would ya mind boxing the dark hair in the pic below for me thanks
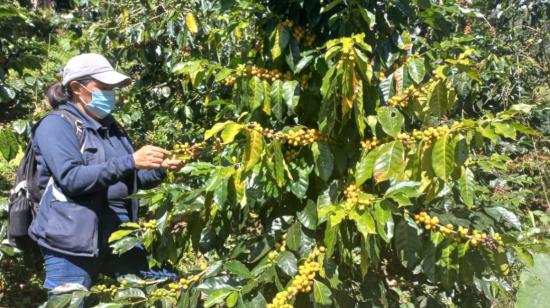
[47,78,92,109]
[47,82,70,109]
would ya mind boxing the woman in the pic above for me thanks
[28,53,183,293]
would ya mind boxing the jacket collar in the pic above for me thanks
[58,102,116,132]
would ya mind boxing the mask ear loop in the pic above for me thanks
[75,79,93,105]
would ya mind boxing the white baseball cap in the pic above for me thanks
[62,53,131,87]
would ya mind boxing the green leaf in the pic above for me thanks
[205,167,234,191]
[298,200,317,230]
[205,121,231,140]
[407,56,426,84]
[431,132,456,181]
[276,251,298,276]
[0,128,18,161]
[323,224,338,258]
[458,167,475,208]
[350,210,376,238]
[108,229,135,243]
[249,77,264,111]
[44,294,72,308]
[286,221,302,252]
[226,291,239,307]
[517,254,550,308]
[225,260,253,279]
[282,80,299,113]
[321,66,336,99]
[355,146,382,185]
[358,8,376,29]
[290,167,310,199]
[243,129,264,172]
[394,220,420,269]
[221,123,243,144]
[267,141,285,187]
[294,55,315,74]
[114,288,146,301]
[91,304,123,308]
[513,247,534,267]
[271,24,289,60]
[312,142,334,181]
[377,106,403,138]
[214,68,233,82]
[373,141,404,183]
[313,280,333,305]
[485,207,522,230]
[437,243,458,290]
[270,80,284,109]
[204,288,233,308]
[262,80,272,115]
[493,122,517,140]
[427,79,448,117]
[110,236,139,255]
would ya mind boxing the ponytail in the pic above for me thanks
[47,82,70,109]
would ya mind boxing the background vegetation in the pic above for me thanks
[0,0,548,307]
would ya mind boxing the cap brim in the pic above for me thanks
[91,70,131,87]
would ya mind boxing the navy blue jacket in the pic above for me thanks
[28,103,166,257]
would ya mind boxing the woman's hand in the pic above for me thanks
[133,145,171,169]
[161,154,185,171]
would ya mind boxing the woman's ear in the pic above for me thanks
[69,80,83,97]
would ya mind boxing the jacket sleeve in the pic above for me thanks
[137,168,167,190]
[34,115,136,197]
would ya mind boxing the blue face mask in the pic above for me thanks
[78,84,116,119]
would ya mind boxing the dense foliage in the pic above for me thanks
[0,0,549,307]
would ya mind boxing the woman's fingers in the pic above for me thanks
[161,158,185,170]
[134,145,180,170]
[149,146,171,156]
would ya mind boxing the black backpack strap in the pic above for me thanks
[47,110,84,139]
[24,109,85,203]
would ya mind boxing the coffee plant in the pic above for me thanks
[0,0,549,307]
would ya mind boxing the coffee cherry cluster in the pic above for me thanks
[300,72,313,88]
[415,212,439,230]
[247,122,329,147]
[242,65,292,81]
[274,237,287,253]
[248,65,292,82]
[415,212,504,248]
[335,51,356,69]
[165,272,204,295]
[267,235,288,265]
[142,219,157,230]
[93,279,146,298]
[172,138,221,163]
[93,284,112,294]
[360,137,381,151]
[267,250,280,264]
[267,246,325,308]
[411,125,451,146]
[397,132,412,146]
[281,19,294,28]
[222,75,237,86]
[223,65,293,86]
[281,20,316,46]
[151,287,178,299]
[292,27,315,46]
[343,184,375,211]
[284,148,300,161]
[285,128,329,147]
[388,84,428,108]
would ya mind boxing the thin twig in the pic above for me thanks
[531,137,550,209]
